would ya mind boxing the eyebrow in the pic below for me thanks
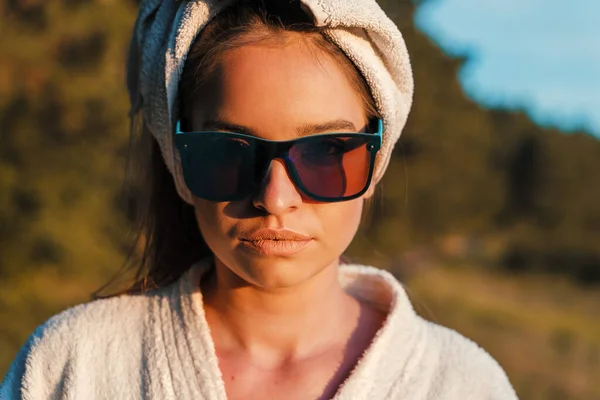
[202,119,359,137]
[297,120,358,135]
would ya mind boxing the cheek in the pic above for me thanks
[316,199,364,253]
[192,199,233,254]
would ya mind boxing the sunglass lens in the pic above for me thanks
[181,135,256,201]
[289,136,372,199]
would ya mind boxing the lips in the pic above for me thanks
[240,229,313,256]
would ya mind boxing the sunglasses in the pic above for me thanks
[174,119,382,203]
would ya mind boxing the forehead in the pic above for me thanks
[189,37,367,139]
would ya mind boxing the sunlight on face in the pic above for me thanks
[190,35,374,289]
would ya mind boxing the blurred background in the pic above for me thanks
[1,0,599,398]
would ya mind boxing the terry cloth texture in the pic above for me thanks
[1,261,518,399]
[126,0,414,205]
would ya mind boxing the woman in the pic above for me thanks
[1,0,517,399]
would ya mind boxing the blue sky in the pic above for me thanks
[415,0,600,136]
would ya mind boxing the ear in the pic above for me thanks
[362,182,377,200]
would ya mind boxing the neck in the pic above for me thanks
[201,258,360,363]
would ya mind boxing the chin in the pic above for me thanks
[229,254,332,290]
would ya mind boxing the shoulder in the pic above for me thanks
[33,290,153,352]
[0,290,161,398]
[412,316,518,399]
[339,264,517,398]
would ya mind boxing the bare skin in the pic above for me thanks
[202,269,385,399]
[192,34,385,399]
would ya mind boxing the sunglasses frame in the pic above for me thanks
[174,119,383,203]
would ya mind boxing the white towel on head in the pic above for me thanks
[127,0,414,204]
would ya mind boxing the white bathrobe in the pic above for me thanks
[1,261,518,399]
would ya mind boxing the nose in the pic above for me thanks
[252,159,303,215]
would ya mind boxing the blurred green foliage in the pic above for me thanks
[1,0,599,398]
[366,0,600,284]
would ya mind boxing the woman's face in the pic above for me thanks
[190,36,373,289]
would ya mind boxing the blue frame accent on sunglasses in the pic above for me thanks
[174,119,383,202]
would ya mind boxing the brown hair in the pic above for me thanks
[99,0,379,296]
